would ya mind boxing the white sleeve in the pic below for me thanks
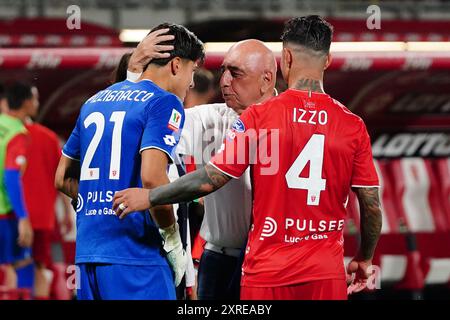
[176,106,203,156]
[126,70,142,82]
[185,218,196,288]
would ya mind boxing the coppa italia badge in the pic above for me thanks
[168,109,182,132]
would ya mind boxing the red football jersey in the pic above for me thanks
[23,123,61,230]
[210,89,379,287]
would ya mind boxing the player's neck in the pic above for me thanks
[289,78,324,94]
[6,109,28,123]
[258,89,276,105]
[288,69,325,94]
[140,67,171,93]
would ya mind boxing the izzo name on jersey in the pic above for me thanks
[292,108,328,125]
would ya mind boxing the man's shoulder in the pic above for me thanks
[186,103,233,120]
[152,90,183,109]
[243,95,281,120]
[188,103,228,113]
[328,97,365,128]
[26,123,58,140]
[0,114,26,132]
[111,79,181,105]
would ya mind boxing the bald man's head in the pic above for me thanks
[220,39,277,114]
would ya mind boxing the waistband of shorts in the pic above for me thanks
[0,212,15,220]
[205,242,241,258]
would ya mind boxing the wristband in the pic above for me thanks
[126,70,143,82]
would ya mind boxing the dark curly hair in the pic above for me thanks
[281,15,333,54]
[144,22,204,70]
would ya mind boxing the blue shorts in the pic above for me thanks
[77,263,176,300]
[0,218,32,264]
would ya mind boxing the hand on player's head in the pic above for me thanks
[128,28,175,73]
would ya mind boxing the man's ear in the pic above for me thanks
[324,53,332,70]
[283,47,293,70]
[260,70,274,96]
[280,47,293,83]
[170,57,182,76]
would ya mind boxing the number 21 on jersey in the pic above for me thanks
[80,111,126,181]
[285,134,326,206]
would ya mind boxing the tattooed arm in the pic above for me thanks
[353,187,382,260]
[346,187,382,294]
[112,164,231,219]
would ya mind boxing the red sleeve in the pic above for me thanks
[184,156,197,173]
[210,106,257,179]
[351,121,379,187]
[50,133,63,174]
[5,133,28,171]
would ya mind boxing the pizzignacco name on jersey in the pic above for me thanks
[86,89,155,104]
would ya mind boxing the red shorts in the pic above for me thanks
[61,241,76,266]
[32,230,53,268]
[241,279,347,300]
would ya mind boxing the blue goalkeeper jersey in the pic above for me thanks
[63,79,185,265]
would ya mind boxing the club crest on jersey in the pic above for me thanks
[226,129,237,141]
[168,109,182,132]
[231,119,245,133]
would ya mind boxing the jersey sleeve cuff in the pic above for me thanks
[208,161,241,179]
[140,146,174,163]
[62,150,80,161]
[127,70,142,82]
[351,184,380,188]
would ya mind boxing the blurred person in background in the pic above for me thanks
[0,82,34,296]
[181,68,216,300]
[1,83,73,299]
[183,68,216,109]
[111,52,132,84]
[0,83,8,113]
[126,38,277,300]
[20,86,73,300]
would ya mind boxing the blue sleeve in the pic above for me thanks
[140,94,185,163]
[4,169,28,219]
[63,115,81,160]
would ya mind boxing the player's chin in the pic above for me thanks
[223,96,238,108]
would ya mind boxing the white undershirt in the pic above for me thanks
[177,103,252,249]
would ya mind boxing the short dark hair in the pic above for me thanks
[6,82,33,110]
[192,68,214,94]
[112,52,132,83]
[0,82,5,100]
[145,23,204,70]
[281,15,333,54]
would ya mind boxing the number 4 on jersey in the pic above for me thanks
[285,134,326,206]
